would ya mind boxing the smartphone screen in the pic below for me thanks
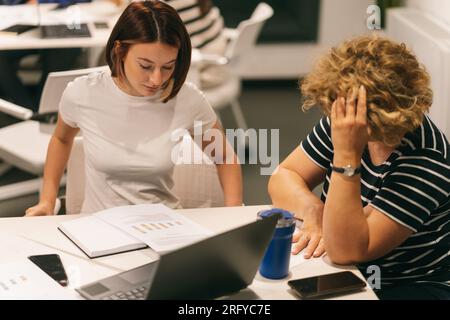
[287,271,366,299]
[28,254,68,287]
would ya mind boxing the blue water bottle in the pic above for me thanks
[258,208,296,279]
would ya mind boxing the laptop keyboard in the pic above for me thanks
[40,23,91,39]
[101,285,148,300]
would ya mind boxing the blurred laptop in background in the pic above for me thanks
[0,0,90,111]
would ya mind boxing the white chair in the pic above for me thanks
[196,3,274,132]
[65,136,224,215]
[0,66,108,201]
[65,137,86,215]
[171,135,225,209]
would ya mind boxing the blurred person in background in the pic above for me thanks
[163,0,228,89]
[0,0,85,111]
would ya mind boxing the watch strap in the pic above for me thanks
[331,164,361,176]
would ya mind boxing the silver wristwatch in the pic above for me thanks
[331,164,361,177]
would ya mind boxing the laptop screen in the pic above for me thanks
[146,216,278,299]
[76,216,278,300]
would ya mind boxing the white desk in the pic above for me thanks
[0,205,378,300]
[0,2,121,50]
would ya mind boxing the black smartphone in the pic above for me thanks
[28,254,69,287]
[287,271,366,299]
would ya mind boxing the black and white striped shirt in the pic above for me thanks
[301,116,450,287]
[164,0,225,49]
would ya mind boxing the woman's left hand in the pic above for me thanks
[291,202,326,259]
[331,86,370,163]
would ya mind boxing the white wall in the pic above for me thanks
[240,0,376,79]
[407,0,450,26]
[386,7,450,139]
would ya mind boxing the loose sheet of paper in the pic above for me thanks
[0,260,77,300]
[0,232,61,263]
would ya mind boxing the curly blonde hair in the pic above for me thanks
[301,35,433,146]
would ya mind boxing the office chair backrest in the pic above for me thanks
[225,2,274,62]
[171,134,225,209]
[39,66,109,114]
[65,136,225,214]
[66,137,86,215]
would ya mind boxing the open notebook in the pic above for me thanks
[58,204,213,258]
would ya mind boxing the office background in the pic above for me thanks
[1,0,450,217]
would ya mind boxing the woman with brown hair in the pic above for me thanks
[25,0,242,215]
[269,35,450,299]
[106,0,228,88]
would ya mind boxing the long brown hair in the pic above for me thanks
[106,0,192,102]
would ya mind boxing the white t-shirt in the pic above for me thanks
[59,70,217,213]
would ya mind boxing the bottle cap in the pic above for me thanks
[258,208,294,228]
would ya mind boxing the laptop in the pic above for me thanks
[76,215,278,300]
[40,23,91,39]
[37,1,92,39]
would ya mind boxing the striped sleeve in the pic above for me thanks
[371,150,450,232]
[164,0,224,49]
[300,117,334,170]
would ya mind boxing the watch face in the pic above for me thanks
[344,165,355,176]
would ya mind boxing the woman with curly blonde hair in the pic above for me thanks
[269,35,450,299]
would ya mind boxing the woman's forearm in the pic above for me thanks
[323,87,372,264]
[268,167,323,219]
[216,160,243,206]
[209,128,243,206]
[323,157,369,264]
[39,135,75,209]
